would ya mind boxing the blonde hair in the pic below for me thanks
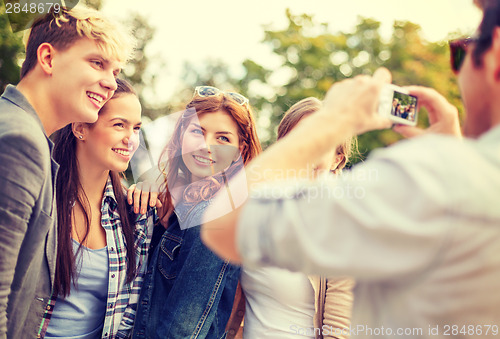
[277,97,358,173]
[21,5,134,78]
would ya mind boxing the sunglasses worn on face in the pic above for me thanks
[449,37,477,74]
[194,86,250,107]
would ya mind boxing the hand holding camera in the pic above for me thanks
[377,82,463,138]
[392,86,462,138]
[320,68,460,140]
[320,67,393,136]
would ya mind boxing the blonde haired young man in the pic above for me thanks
[0,6,134,338]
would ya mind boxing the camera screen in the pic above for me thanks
[390,91,418,122]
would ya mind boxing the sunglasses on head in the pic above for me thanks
[194,86,249,107]
[449,37,477,74]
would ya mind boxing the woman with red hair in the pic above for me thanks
[131,86,261,339]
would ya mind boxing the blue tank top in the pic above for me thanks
[46,239,109,338]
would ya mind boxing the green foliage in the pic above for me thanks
[235,10,464,160]
[122,15,154,95]
[0,5,24,93]
[175,60,240,112]
[120,14,159,121]
[176,9,463,161]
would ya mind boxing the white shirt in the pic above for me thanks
[238,126,500,339]
[241,266,315,338]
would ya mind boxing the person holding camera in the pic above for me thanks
[201,1,499,338]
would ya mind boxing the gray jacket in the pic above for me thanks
[0,85,59,339]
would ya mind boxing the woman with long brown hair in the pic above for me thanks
[40,78,154,339]
[131,86,261,338]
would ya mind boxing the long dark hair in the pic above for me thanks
[52,78,138,297]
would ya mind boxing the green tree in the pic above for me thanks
[168,59,241,112]
[121,15,155,105]
[0,5,24,93]
[236,10,463,159]
[160,9,463,163]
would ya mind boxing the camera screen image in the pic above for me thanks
[390,91,418,122]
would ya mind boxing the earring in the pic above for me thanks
[78,135,83,140]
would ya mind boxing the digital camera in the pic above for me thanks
[378,84,418,126]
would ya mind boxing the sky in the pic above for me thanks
[100,0,483,106]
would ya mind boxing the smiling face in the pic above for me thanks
[78,93,142,173]
[50,37,121,125]
[181,110,241,182]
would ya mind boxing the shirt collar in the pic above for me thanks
[2,85,46,135]
[102,176,119,211]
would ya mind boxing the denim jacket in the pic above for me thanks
[132,200,240,339]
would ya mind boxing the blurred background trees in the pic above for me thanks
[0,5,24,90]
[0,4,463,163]
[178,10,463,160]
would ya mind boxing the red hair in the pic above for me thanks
[158,93,261,223]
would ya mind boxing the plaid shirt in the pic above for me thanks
[38,177,155,339]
